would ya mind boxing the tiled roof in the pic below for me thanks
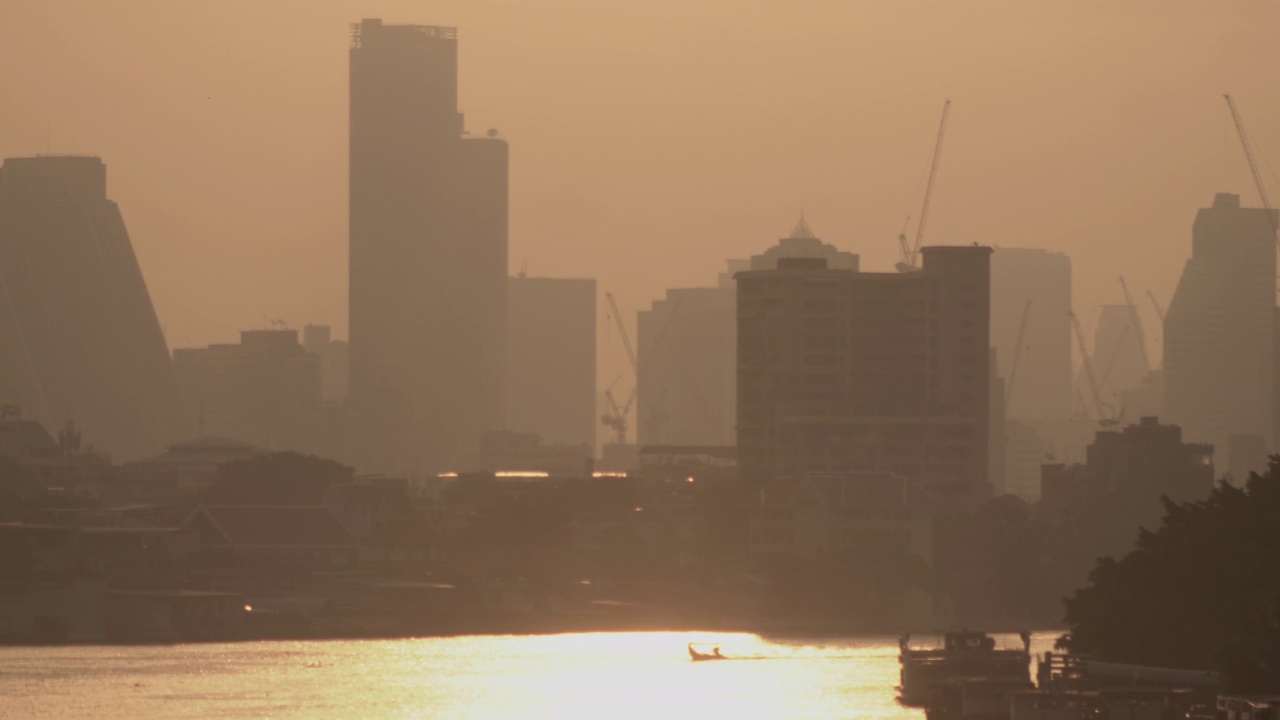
[202,476,333,506]
[190,506,355,548]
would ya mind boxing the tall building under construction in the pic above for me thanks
[0,155,184,461]
[349,19,508,474]
[1163,193,1278,476]
[736,245,993,502]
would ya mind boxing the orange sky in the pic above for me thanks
[3,0,1278,401]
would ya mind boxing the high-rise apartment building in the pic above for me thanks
[989,248,1072,421]
[636,219,858,447]
[349,19,508,475]
[0,155,184,461]
[1164,193,1277,473]
[736,246,993,501]
[506,276,596,450]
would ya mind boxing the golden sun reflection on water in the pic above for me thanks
[0,631,1051,720]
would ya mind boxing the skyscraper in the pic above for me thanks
[0,155,184,460]
[1164,193,1278,474]
[349,19,508,474]
[736,245,993,502]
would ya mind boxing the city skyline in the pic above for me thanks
[3,2,1278,404]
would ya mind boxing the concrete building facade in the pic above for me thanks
[636,218,858,447]
[736,245,993,502]
[506,276,596,450]
[1163,193,1278,473]
[349,19,508,475]
[172,330,321,455]
[0,155,184,461]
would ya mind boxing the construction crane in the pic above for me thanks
[1004,301,1033,410]
[1224,94,1277,235]
[601,386,635,445]
[601,293,638,444]
[897,99,951,273]
[1147,290,1166,325]
[1118,277,1151,374]
[1070,310,1111,424]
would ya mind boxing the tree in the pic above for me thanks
[1059,459,1280,691]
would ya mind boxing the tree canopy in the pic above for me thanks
[1059,458,1280,692]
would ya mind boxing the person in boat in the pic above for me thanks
[713,646,723,658]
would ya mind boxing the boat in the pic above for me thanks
[688,642,728,662]
[898,631,1032,707]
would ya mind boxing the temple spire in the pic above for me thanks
[789,211,816,240]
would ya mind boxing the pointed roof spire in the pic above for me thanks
[789,211,816,240]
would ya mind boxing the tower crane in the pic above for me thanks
[897,99,951,273]
[601,293,638,444]
[1004,301,1033,411]
[1224,94,1278,236]
[1146,291,1166,325]
[1070,310,1112,425]
[1118,276,1151,374]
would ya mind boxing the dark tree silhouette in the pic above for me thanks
[1059,458,1280,691]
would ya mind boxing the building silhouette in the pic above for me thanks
[636,218,858,447]
[0,155,184,461]
[1163,193,1278,474]
[735,245,993,502]
[1083,304,1148,419]
[172,329,321,454]
[506,276,596,450]
[989,248,1072,421]
[302,324,349,403]
[349,19,509,475]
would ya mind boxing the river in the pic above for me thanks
[0,631,1061,719]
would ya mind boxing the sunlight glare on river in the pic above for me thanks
[0,631,1057,719]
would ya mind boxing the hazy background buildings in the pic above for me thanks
[2,2,1276,433]
[0,156,184,461]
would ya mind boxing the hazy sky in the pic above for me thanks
[3,1,1278,395]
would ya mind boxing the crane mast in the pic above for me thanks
[897,99,951,272]
[601,293,638,444]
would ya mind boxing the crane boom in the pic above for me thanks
[1005,301,1033,410]
[606,292,638,375]
[1071,310,1107,422]
[1147,291,1166,325]
[1224,95,1275,228]
[898,99,951,272]
[1118,277,1151,373]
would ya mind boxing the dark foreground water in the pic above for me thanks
[0,631,1058,719]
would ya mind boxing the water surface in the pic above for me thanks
[0,631,1058,719]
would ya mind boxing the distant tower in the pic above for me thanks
[989,248,1072,421]
[0,155,185,460]
[348,19,508,474]
[1164,193,1278,475]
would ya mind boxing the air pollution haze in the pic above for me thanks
[2,1,1277,384]
[5,2,1280,717]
